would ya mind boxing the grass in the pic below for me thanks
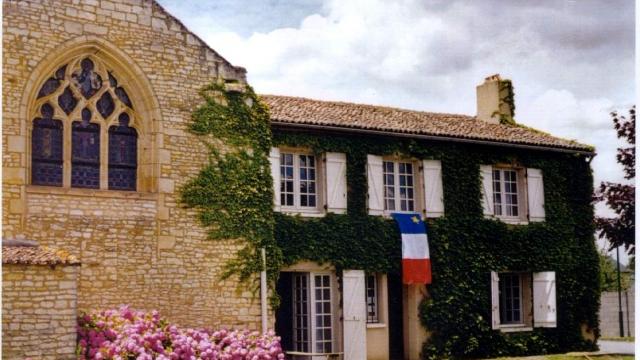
[600,337,635,342]
[492,355,634,360]
[546,355,634,360]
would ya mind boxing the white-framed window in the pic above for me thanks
[498,273,523,324]
[383,160,416,212]
[280,152,318,210]
[365,273,379,323]
[481,165,545,223]
[291,272,335,355]
[368,155,444,217]
[271,149,347,216]
[492,168,519,218]
[491,271,556,331]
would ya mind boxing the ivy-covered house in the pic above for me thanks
[259,75,599,359]
[3,0,599,358]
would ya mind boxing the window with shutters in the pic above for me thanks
[30,55,140,191]
[481,165,540,223]
[491,271,556,331]
[383,160,416,212]
[271,148,348,216]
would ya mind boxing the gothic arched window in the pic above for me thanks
[31,56,139,191]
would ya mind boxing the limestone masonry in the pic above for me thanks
[2,0,262,342]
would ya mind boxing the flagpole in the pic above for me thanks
[261,247,268,333]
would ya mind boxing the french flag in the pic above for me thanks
[392,213,432,284]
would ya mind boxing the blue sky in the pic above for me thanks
[158,0,635,260]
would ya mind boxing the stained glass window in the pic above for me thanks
[71,109,100,189]
[108,113,137,190]
[32,103,63,186]
[32,55,139,191]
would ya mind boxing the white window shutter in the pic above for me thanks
[343,270,367,360]
[422,160,444,218]
[325,152,347,214]
[490,271,500,330]
[527,168,545,222]
[533,271,557,328]
[480,165,494,217]
[269,147,281,211]
[367,155,384,215]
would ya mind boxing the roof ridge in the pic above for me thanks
[259,94,475,119]
[150,0,246,79]
[261,94,594,153]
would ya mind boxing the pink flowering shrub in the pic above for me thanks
[77,306,284,360]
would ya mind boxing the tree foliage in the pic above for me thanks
[594,106,635,254]
[599,251,631,292]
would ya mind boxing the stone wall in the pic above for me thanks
[599,284,635,337]
[3,0,263,330]
[2,264,79,360]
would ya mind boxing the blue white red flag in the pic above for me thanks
[391,213,432,284]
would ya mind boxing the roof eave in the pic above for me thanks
[271,121,596,156]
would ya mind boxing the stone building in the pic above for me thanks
[3,1,259,357]
[3,1,599,359]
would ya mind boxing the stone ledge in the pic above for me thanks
[26,185,159,201]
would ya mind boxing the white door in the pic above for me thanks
[292,273,336,360]
[343,270,367,360]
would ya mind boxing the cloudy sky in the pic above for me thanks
[158,0,634,257]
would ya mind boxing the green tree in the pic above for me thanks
[599,251,631,291]
[594,106,635,255]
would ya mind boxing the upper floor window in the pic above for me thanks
[367,155,444,218]
[280,152,318,209]
[31,56,138,191]
[492,168,519,218]
[481,165,546,223]
[383,160,415,212]
[270,148,347,216]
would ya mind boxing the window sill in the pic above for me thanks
[498,325,533,333]
[366,322,386,329]
[26,185,157,200]
[381,210,422,219]
[485,215,529,225]
[278,208,325,218]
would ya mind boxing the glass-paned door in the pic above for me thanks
[291,273,335,359]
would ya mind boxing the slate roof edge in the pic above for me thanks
[271,121,596,156]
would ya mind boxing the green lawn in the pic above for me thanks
[600,337,635,342]
[493,355,634,360]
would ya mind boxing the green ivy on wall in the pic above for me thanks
[181,82,283,295]
[182,85,599,358]
[272,131,600,359]
[498,79,516,125]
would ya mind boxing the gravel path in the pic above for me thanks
[597,340,635,355]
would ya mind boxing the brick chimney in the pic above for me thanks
[476,74,515,125]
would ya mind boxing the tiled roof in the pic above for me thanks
[261,95,593,153]
[3,240,80,266]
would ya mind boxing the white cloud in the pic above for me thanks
[163,0,634,222]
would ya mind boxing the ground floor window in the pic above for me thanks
[491,271,557,331]
[289,272,335,355]
[366,273,379,323]
[499,273,522,324]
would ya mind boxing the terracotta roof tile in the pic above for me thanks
[261,95,593,153]
[3,244,80,266]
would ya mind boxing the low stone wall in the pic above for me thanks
[2,263,79,360]
[599,284,635,337]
